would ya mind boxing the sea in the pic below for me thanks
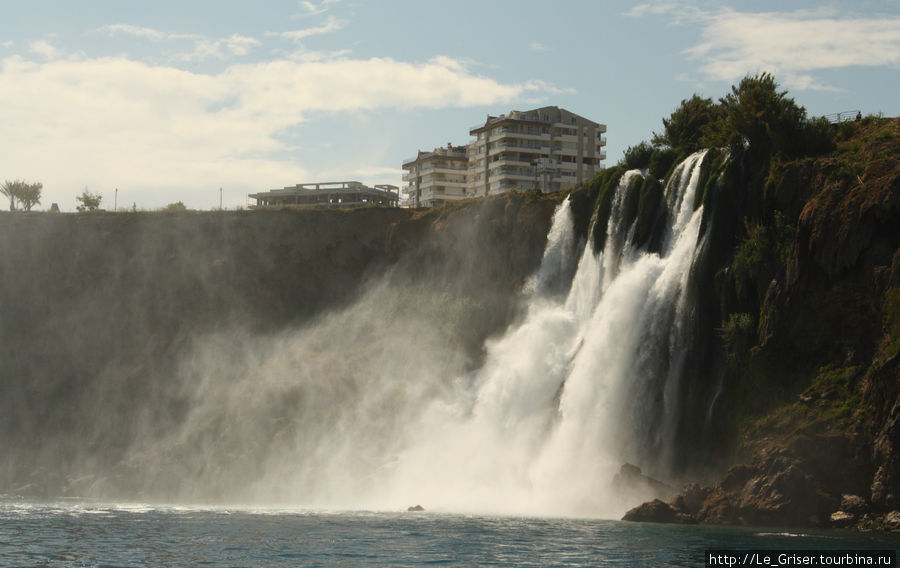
[1,499,897,567]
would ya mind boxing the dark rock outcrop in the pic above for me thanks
[612,463,675,501]
[624,118,900,531]
[623,499,696,524]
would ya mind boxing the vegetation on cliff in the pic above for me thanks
[575,73,899,530]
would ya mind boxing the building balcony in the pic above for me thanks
[420,187,467,200]
[487,156,535,170]
[498,128,547,139]
[496,139,550,151]
[491,171,535,182]
[421,179,467,189]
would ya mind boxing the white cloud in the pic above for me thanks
[29,40,60,60]
[226,35,261,56]
[624,2,700,24]
[631,5,900,91]
[0,53,558,210]
[99,23,196,42]
[624,3,681,18]
[529,42,548,53]
[270,16,348,42]
[178,34,262,62]
[98,24,259,62]
[687,9,900,87]
[297,0,340,17]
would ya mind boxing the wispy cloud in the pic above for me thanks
[624,3,680,18]
[631,5,900,91]
[178,35,262,62]
[268,16,348,42]
[28,39,60,60]
[623,2,700,25]
[297,0,341,17]
[529,42,548,53]
[97,24,260,62]
[99,23,197,42]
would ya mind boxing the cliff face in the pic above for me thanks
[623,118,900,530]
[0,194,558,499]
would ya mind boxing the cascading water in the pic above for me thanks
[361,151,712,516]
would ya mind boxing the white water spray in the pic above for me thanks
[366,152,711,516]
[120,152,711,517]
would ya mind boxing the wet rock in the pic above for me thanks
[883,510,900,530]
[612,463,675,501]
[622,499,695,524]
[830,510,856,528]
[667,483,713,518]
[840,494,868,514]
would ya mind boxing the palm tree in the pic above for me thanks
[1,180,43,211]
[1,180,25,211]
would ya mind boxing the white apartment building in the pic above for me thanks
[401,107,606,207]
[401,144,468,208]
[467,106,606,196]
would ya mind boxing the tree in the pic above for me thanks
[701,72,807,161]
[1,179,42,211]
[76,188,103,212]
[161,201,188,212]
[18,182,42,211]
[652,94,719,153]
[620,141,654,170]
[1,180,24,211]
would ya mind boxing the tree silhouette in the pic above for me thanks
[76,188,103,212]
[1,179,43,211]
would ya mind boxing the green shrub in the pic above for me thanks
[719,312,756,364]
[652,94,719,154]
[648,147,680,180]
[701,72,807,163]
[621,141,654,170]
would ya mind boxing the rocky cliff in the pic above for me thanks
[622,117,900,530]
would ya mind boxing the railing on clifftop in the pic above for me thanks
[823,110,862,123]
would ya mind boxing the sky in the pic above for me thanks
[1,0,899,211]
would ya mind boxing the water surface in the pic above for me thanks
[2,500,897,567]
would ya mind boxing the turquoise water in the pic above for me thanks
[1,500,897,567]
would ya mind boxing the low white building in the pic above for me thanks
[250,181,399,208]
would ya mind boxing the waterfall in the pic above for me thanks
[361,151,711,517]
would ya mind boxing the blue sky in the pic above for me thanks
[2,0,899,211]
